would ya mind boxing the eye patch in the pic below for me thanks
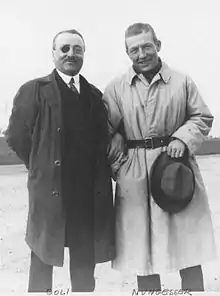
[60,45,83,55]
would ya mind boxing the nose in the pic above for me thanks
[67,47,74,56]
[138,47,146,58]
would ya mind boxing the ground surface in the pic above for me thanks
[1,155,220,296]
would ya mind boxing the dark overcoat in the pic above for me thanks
[5,70,115,266]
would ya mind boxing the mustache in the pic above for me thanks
[65,57,82,62]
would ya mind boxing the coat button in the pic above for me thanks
[54,160,61,166]
[52,191,59,197]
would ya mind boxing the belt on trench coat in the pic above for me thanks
[126,136,171,149]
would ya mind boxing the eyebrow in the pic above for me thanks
[61,44,83,48]
[131,42,153,48]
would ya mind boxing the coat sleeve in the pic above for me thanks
[172,76,214,155]
[5,81,39,168]
[103,82,127,178]
[103,82,123,136]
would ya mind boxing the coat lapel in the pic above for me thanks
[40,70,62,128]
[40,71,97,128]
[79,74,95,118]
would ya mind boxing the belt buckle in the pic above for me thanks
[144,137,154,149]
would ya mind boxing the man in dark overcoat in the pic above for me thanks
[5,29,115,293]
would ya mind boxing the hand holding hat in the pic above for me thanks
[166,138,186,158]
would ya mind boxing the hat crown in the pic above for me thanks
[161,163,194,200]
[150,152,195,214]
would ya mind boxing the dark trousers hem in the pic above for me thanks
[137,265,204,292]
[28,251,95,293]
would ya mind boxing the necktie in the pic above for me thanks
[68,77,78,93]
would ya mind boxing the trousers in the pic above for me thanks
[28,249,95,293]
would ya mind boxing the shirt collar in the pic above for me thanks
[126,61,171,85]
[56,69,80,85]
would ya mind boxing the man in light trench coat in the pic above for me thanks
[103,23,216,292]
[5,29,115,293]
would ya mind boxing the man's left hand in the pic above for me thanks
[166,138,186,158]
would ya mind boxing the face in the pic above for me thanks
[126,31,161,73]
[52,32,85,76]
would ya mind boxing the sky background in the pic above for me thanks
[1,0,220,135]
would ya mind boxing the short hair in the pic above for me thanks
[125,23,159,50]
[52,29,85,50]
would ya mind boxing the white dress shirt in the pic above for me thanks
[56,69,80,93]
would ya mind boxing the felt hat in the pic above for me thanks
[150,152,195,214]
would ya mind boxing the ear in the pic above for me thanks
[125,40,129,56]
[156,40,161,52]
[52,49,55,60]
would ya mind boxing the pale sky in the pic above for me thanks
[1,0,220,135]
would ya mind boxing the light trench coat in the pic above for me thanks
[103,62,217,275]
